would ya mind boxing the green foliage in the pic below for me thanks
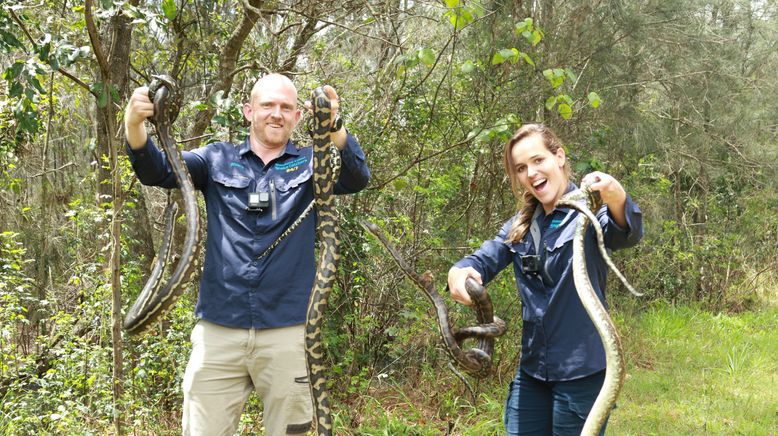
[0,231,34,330]
[0,9,24,52]
[444,0,485,31]
[2,58,46,143]
[204,90,247,141]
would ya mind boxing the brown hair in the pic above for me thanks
[502,124,571,243]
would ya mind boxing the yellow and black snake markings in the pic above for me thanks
[557,185,640,436]
[304,87,341,435]
[124,76,201,335]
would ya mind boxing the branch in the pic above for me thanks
[26,162,76,178]
[8,7,94,95]
[7,7,34,51]
[287,5,400,48]
[369,134,476,191]
[84,0,111,80]
[600,71,713,91]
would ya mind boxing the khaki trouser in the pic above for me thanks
[182,320,312,436]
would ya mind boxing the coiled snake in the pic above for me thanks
[557,185,641,436]
[361,220,508,378]
[304,87,342,435]
[123,76,201,335]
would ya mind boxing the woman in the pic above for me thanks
[448,124,643,435]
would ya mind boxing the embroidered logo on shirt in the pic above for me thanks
[274,156,308,173]
[549,217,563,229]
[230,162,246,170]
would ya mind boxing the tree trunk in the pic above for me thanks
[189,0,266,145]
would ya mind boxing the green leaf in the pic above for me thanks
[520,52,535,67]
[532,30,543,46]
[565,68,577,83]
[492,48,518,65]
[521,30,534,45]
[395,64,406,78]
[445,0,460,7]
[90,82,108,108]
[460,60,475,74]
[557,103,572,120]
[161,0,177,20]
[1,30,23,50]
[558,94,574,105]
[418,48,436,67]
[545,96,557,110]
[515,17,533,34]
[508,48,520,64]
[543,69,565,89]
[588,91,602,108]
[37,34,52,62]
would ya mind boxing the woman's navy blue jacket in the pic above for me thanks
[455,183,643,381]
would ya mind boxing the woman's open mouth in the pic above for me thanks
[532,178,548,193]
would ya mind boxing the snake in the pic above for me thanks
[360,220,508,378]
[303,87,342,435]
[556,184,641,436]
[123,75,201,335]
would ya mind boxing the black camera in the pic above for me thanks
[246,191,270,212]
[520,255,542,275]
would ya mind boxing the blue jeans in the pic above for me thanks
[504,369,609,436]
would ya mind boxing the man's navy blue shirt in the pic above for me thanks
[127,133,370,329]
[455,183,643,381]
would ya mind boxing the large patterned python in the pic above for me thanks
[304,87,342,435]
[556,185,641,436]
[361,220,508,378]
[123,76,201,335]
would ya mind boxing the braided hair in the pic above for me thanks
[503,124,571,244]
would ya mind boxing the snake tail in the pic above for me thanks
[557,185,639,435]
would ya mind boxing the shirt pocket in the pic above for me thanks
[211,170,251,217]
[544,222,577,274]
[274,165,313,192]
[270,166,313,221]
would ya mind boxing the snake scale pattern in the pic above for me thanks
[557,185,641,436]
[361,220,507,378]
[124,75,201,335]
[304,87,342,435]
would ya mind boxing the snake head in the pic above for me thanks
[581,184,603,212]
[309,87,341,135]
[148,74,181,126]
[560,184,603,212]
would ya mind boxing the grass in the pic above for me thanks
[9,302,773,434]
[347,302,778,435]
[606,303,777,435]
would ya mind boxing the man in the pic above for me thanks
[124,73,370,435]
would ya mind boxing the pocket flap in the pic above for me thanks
[212,172,250,189]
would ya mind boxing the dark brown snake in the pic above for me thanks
[123,75,201,335]
[360,220,508,378]
[557,185,641,435]
[304,87,341,435]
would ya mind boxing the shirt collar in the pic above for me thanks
[238,137,301,158]
[546,182,578,215]
[553,181,584,227]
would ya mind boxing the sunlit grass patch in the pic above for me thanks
[611,303,778,435]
